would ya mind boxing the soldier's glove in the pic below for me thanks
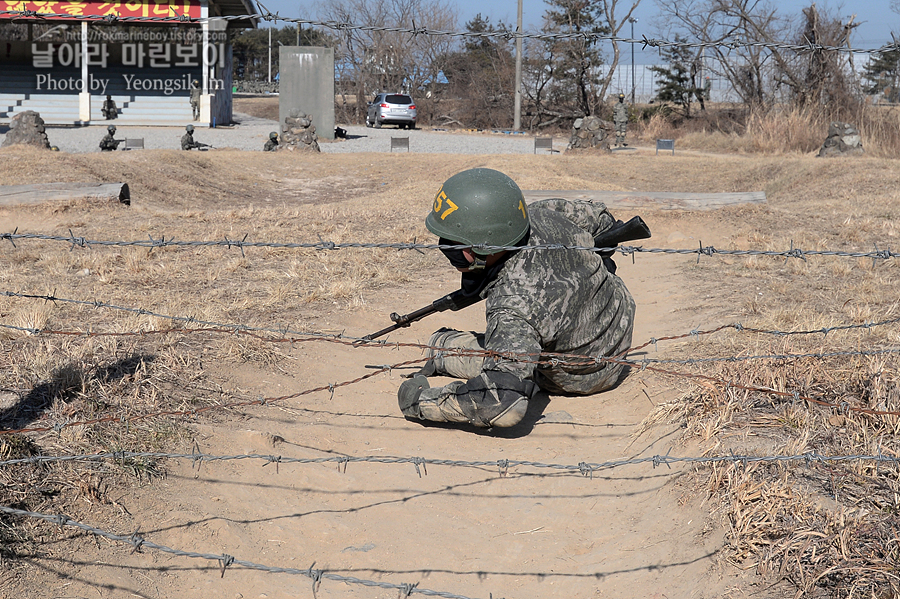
[398,375,430,416]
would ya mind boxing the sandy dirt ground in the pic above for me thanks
[0,196,771,599]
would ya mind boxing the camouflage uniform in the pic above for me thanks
[190,81,201,121]
[181,131,198,150]
[263,138,279,152]
[613,98,628,147]
[99,133,120,151]
[101,97,118,120]
[407,199,635,428]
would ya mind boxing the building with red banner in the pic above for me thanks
[0,0,258,126]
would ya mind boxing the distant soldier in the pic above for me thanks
[181,124,210,150]
[613,93,629,147]
[101,95,118,120]
[189,79,201,121]
[263,131,279,151]
[99,125,123,151]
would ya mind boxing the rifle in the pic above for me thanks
[195,141,213,150]
[361,215,651,342]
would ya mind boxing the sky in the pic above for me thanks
[258,0,897,64]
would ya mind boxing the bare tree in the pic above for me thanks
[782,5,859,110]
[318,0,457,124]
[653,0,790,108]
[595,0,641,103]
[653,0,859,113]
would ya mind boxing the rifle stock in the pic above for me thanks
[362,215,652,341]
[593,215,651,249]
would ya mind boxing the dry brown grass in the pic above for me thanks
[639,344,900,597]
[234,96,280,121]
[1,142,899,596]
[634,103,900,159]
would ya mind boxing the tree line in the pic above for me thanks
[227,0,900,129]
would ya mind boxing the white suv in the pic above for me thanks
[366,93,417,129]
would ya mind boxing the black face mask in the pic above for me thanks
[438,238,487,270]
[438,238,474,270]
[440,229,531,301]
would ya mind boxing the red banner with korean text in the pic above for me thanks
[0,1,201,21]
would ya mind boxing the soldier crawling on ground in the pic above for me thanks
[99,125,124,151]
[397,168,636,430]
[263,131,279,151]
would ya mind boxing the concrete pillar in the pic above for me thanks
[79,21,90,121]
[200,0,211,124]
[279,47,335,140]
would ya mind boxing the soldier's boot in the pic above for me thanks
[400,373,531,428]
[413,387,528,428]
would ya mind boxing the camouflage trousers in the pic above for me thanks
[614,122,627,146]
[426,328,628,396]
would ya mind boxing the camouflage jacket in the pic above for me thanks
[420,199,636,416]
[613,102,628,125]
[181,132,197,150]
[99,133,120,151]
[263,139,279,152]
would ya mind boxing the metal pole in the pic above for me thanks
[629,18,637,104]
[514,0,523,130]
[268,27,272,83]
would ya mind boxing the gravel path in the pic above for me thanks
[0,113,560,155]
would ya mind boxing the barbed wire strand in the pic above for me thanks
[0,449,897,473]
[2,289,899,349]
[1,232,897,263]
[2,10,898,56]
[2,330,899,437]
[2,320,900,371]
[0,505,482,599]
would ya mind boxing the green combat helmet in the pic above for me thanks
[269,131,278,140]
[618,93,625,100]
[107,125,116,132]
[186,124,194,133]
[425,168,529,255]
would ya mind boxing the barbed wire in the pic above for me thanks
[1,231,898,264]
[1,288,899,435]
[0,505,482,599]
[0,449,897,475]
[2,333,899,438]
[2,9,898,56]
[0,355,433,435]
[3,290,899,348]
[1,320,899,370]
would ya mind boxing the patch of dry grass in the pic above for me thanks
[635,304,900,596]
[234,96,280,121]
[634,103,900,159]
